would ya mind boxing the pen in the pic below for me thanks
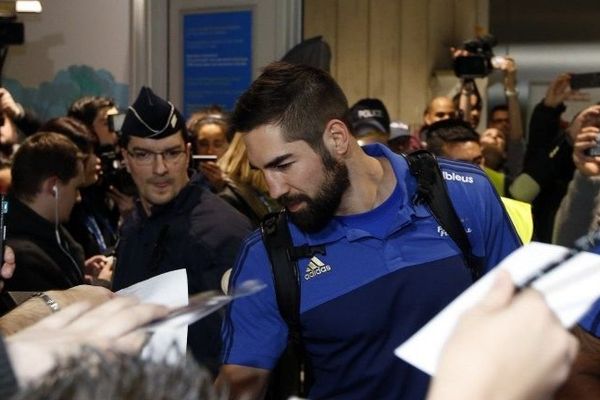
[516,229,600,291]
[516,250,576,291]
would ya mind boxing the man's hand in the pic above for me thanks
[216,364,270,400]
[0,246,15,292]
[84,255,114,283]
[568,105,600,143]
[427,271,578,400]
[0,88,23,120]
[555,326,600,399]
[499,56,518,91]
[572,125,600,177]
[544,73,580,108]
[5,296,168,386]
[0,285,115,335]
[199,161,227,191]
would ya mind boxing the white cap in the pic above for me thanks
[389,121,410,141]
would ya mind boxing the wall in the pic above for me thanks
[488,0,600,125]
[304,0,488,126]
[2,0,130,120]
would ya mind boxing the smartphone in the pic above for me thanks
[583,112,600,156]
[192,155,218,162]
[570,72,600,90]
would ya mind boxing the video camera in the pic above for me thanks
[97,146,137,196]
[453,35,498,79]
[0,19,23,46]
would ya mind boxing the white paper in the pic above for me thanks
[145,279,267,330]
[394,242,600,376]
[117,269,189,362]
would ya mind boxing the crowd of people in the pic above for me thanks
[0,45,597,400]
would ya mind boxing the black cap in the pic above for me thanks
[348,98,391,137]
[121,87,185,140]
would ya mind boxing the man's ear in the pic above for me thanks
[324,119,351,156]
[42,177,58,196]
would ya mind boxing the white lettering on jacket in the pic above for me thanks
[442,170,474,184]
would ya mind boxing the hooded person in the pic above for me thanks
[111,87,252,373]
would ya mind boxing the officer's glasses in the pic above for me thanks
[126,147,186,166]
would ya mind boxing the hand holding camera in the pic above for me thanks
[452,35,498,79]
[544,74,575,108]
[571,106,600,175]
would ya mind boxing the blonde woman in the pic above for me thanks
[217,132,279,227]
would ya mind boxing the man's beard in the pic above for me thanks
[280,152,350,233]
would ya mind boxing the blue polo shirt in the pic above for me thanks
[222,144,521,399]
[580,299,600,337]
[579,243,600,337]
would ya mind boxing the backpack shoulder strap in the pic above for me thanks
[261,211,316,396]
[405,150,482,280]
[260,211,302,342]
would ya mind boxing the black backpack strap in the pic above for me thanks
[261,211,313,396]
[261,211,302,342]
[405,150,482,281]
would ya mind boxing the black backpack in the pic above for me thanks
[260,150,482,399]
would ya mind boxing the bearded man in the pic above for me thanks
[218,62,520,400]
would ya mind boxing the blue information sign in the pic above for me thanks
[183,10,252,116]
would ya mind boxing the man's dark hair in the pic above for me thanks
[68,96,116,128]
[13,349,225,400]
[39,117,98,155]
[490,104,508,119]
[425,118,480,156]
[11,132,81,202]
[232,61,349,155]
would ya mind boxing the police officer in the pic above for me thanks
[112,87,252,373]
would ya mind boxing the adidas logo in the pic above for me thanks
[304,256,331,281]
[442,171,474,184]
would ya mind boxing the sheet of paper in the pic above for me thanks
[117,269,188,362]
[394,242,600,376]
[145,279,266,330]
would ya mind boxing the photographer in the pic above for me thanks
[68,96,135,231]
[452,37,525,184]
[552,104,600,246]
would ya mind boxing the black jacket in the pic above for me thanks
[521,102,574,242]
[113,174,252,372]
[65,185,119,258]
[4,196,85,292]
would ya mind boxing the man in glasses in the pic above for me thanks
[111,87,251,373]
